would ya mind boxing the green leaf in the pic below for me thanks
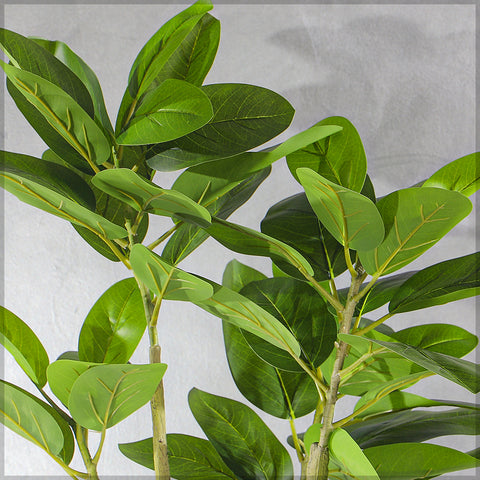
[129,244,214,301]
[363,443,479,480]
[188,388,294,480]
[297,167,384,251]
[359,187,472,276]
[91,168,211,227]
[287,116,367,192]
[261,192,347,281]
[150,83,295,165]
[347,407,480,449]
[423,152,479,197]
[117,79,213,145]
[47,359,99,408]
[0,380,74,463]
[222,259,267,292]
[69,363,167,431]
[1,151,127,239]
[78,278,146,364]
[0,306,49,387]
[239,278,337,371]
[389,252,480,313]
[32,38,113,133]
[1,61,111,166]
[205,217,314,277]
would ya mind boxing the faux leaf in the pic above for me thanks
[189,388,294,480]
[359,187,472,276]
[297,167,384,251]
[117,79,213,145]
[78,278,146,364]
[69,363,167,431]
[91,168,211,227]
[287,116,367,192]
[423,152,479,197]
[129,244,214,301]
[0,306,49,387]
[389,252,480,313]
[222,259,267,292]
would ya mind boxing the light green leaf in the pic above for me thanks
[423,152,479,197]
[129,244,214,301]
[78,278,146,364]
[389,252,480,313]
[222,259,267,292]
[287,116,367,191]
[69,363,167,431]
[359,187,472,276]
[117,79,213,145]
[91,168,211,227]
[0,306,49,387]
[363,443,479,480]
[188,388,294,480]
[297,167,384,251]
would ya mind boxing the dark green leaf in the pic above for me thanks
[287,116,367,192]
[188,388,294,480]
[359,187,472,276]
[222,259,267,292]
[0,306,49,387]
[423,152,479,197]
[69,363,167,431]
[297,168,384,251]
[78,278,146,364]
[389,252,480,313]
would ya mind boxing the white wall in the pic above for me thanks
[3,3,476,477]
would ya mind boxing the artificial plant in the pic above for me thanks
[2,1,479,480]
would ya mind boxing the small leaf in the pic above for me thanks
[423,152,479,197]
[389,252,480,313]
[0,306,49,387]
[78,278,146,364]
[297,167,384,251]
[117,79,213,145]
[359,187,472,276]
[91,168,211,227]
[129,244,214,302]
[188,388,294,480]
[69,363,167,431]
[287,116,367,192]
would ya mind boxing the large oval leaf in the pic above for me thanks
[78,278,146,364]
[68,363,167,431]
[188,388,294,480]
[0,306,49,387]
[389,252,480,313]
[359,187,472,276]
[287,116,367,192]
[297,167,384,251]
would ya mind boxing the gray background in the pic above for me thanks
[2,3,477,477]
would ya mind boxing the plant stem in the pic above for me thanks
[353,312,394,336]
[75,425,99,480]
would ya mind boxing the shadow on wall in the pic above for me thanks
[267,13,474,189]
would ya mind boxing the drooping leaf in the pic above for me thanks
[117,79,213,145]
[0,306,49,387]
[91,168,211,227]
[359,187,472,276]
[78,278,146,364]
[287,116,367,192]
[1,61,111,166]
[261,192,347,280]
[297,167,384,251]
[423,152,479,197]
[205,217,314,277]
[388,252,480,313]
[188,388,294,480]
[363,443,479,480]
[129,244,214,301]
[0,380,74,463]
[1,151,127,239]
[68,363,167,431]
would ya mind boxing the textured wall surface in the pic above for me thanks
[3,3,476,477]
